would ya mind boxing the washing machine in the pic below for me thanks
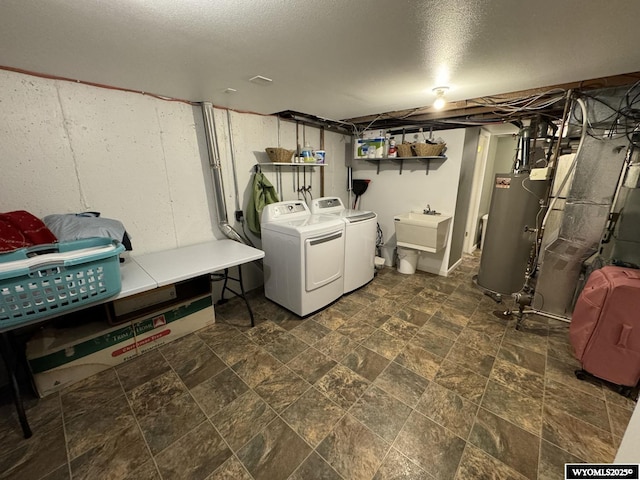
[261,201,345,316]
[309,197,377,293]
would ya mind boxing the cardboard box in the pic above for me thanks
[107,275,210,325]
[26,294,214,397]
[111,284,177,317]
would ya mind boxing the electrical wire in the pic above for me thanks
[476,88,566,105]
[468,89,567,114]
[574,84,640,147]
[354,115,384,137]
[375,222,384,257]
[241,221,257,248]
[571,94,622,141]
[376,223,384,247]
[354,108,427,136]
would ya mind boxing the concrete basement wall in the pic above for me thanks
[1,69,216,252]
[0,69,350,292]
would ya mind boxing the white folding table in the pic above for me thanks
[132,239,265,326]
[2,239,264,439]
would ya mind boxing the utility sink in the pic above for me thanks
[394,212,452,252]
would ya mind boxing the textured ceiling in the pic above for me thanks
[2,0,640,125]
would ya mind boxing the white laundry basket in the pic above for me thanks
[397,247,419,274]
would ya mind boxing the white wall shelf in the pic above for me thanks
[256,162,326,167]
[360,156,447,175]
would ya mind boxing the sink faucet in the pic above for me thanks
[423,205,439,215]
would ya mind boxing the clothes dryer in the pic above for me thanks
[309,197,377,293]
[261,201,345,316]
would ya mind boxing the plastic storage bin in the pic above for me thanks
[0,238,125,330]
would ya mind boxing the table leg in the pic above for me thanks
[0,333,32,439]
[236,265,255,327]
[218,268,231,303]
[211,266,255,327]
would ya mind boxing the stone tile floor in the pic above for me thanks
[0,253,636,479]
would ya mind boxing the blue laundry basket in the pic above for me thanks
[0,237,125,330]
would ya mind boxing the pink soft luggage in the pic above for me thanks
[569,266,640,395]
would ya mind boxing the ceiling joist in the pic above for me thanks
[344,72,640,133]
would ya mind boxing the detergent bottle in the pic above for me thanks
[301,142,314,162]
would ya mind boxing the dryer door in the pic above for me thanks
[304,229,344,292]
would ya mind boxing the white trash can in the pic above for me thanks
[397,247,419,274]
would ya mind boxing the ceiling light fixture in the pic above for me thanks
[432,86,449,110]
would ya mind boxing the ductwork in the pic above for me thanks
[533,92,630,317]
[201,102,244,243]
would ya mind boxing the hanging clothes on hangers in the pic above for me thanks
[246,167,280,237]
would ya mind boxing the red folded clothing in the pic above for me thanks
[0,210,58,252]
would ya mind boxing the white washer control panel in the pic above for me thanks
[262,201,310,222]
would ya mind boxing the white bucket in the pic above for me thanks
[397,247,419,274]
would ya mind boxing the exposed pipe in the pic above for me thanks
[522,95,586,277]
[201,102,244,243]
[513,96,587,323]
[525,90,572,267]
[226,109,243,215]
[540,97,588,229]
[510,94,576,308]
[520,126,531,172]
[521,309,571,323]
[548,89,573,173]
[608,136,637,220]
[320,127,325,197]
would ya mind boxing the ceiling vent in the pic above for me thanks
[249,75,273,85]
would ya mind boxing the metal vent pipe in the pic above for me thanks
[201,102,243,243]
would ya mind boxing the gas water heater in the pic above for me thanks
[477,172,549,295]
